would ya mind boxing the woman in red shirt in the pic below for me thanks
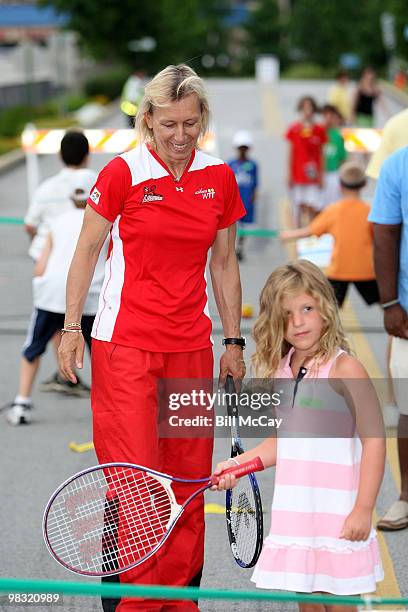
[57,64,246,611]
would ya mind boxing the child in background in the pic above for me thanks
[327,70,352,124]
[7,173,107,425]
[321,104,347,209]
[228,130,258,261]
[281,161,379,309]
[215,260,385,609]
[286,96,327,227]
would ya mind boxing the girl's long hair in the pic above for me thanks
[252,260,351,378]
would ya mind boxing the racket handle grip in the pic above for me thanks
[211,456,264,484]
[225,375,235,394]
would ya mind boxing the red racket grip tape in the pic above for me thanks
[211,456,264,485]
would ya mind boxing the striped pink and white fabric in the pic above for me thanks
[252,348,384,595]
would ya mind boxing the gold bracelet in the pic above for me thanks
[61,328,83,335]
[64,322,82,328]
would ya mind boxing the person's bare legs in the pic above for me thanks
[398,414,408,502]
[51,331,60,357]
[299,604,325,612]
[292,202,303,228]
[307,205,319,223]
[17,356,41,397]
[386,335,397,404]
[293,202,309,228]
[7,356,39,424]
[298,591,358,612]
[51,331,66,378]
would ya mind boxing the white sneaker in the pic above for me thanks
[6,402,32,426]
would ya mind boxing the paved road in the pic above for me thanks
[0,79,407,611]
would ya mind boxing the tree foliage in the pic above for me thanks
[40,0,229,73]
[245,0,283,59]
[287,0,408,70]
[244,0,408,73]
[288,0,385,68]
[41,0,408,75]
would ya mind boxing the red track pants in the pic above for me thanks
[91,340,214,611]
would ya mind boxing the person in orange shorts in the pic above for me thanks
[280,161,379,308]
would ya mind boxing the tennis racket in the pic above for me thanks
[224,375,264,568]
[43,457,264,577]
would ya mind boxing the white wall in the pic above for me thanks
[0,32,80,87]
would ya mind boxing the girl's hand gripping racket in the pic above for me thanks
[43,458,263,577]
[224,375,264,567]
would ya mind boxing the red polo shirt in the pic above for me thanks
[87,143,245,351]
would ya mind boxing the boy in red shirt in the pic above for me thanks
[286,96,327,227]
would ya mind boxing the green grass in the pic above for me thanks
[282,62,336,80]
[0,117,78,156]
[0,137,21,156]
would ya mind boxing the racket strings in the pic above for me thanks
[229,477,260,565]
[45,467,175,574]
[49,470,171,568]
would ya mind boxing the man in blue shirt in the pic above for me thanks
[228,131,258,261]
[369,145,408,530]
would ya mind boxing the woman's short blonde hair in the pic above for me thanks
[252,260,351,378]
[135,64,210,143]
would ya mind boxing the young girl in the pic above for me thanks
[286,96,327,227]
[215,260,385,611]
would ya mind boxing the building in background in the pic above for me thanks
[0,2,80,108]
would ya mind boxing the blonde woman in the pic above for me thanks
[215,260,385,611]
[58,64,246,610]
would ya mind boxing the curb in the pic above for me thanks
[0,147,25,176]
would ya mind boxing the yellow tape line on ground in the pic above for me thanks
[68,441,94,453]
[204,503,226,515]
[337,301,401,602]
[260,86,285,136]
[341,302,401,489]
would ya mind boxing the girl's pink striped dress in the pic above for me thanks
[252,348,383,594]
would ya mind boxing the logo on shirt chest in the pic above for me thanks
[195,187,216,200]
[142,185,164,203]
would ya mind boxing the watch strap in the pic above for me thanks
[223,337,246,349]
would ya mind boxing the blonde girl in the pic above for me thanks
[215,260,385,612]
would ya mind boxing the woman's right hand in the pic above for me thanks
[58,332,85,384]
[211,459,240,491]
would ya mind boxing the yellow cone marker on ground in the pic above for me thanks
[242,304,254,318]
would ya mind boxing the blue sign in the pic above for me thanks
[340,53,361,70]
